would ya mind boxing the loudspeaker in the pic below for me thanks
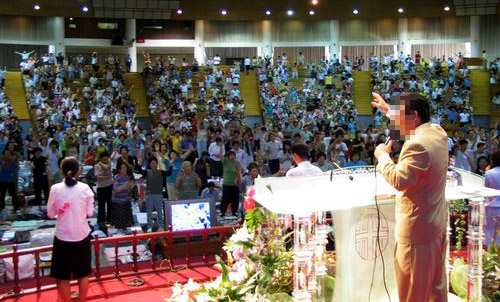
[111,36,124,46]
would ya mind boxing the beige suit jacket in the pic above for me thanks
[378,123,449,244]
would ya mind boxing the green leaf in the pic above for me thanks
[245,207,267,230]
[450,258,467,299]
[218,258,230,284]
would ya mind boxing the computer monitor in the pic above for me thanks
[164,198,217,231]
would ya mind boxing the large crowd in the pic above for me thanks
[0,49,499,234]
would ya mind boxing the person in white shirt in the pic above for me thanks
[213,55,221,66]
[328,132,349,167]
[14,50,34,62]
[232,72,240,87]
[459,110,470,126]
[92,126,107,146]
[244,57,252,75]
[232,140,249,173]
[264,132,283,175]
[454,139,475,172]
[286,144,322,177]
[208,136,225,177]
[48,157,94,302]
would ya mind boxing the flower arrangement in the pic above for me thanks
[166,206,296,302]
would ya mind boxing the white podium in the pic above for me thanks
[252,166,500,302]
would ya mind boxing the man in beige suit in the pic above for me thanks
[372,92,449,302]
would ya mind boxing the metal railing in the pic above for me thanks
[0,225,238,298]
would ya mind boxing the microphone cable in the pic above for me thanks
[368,165,391,302]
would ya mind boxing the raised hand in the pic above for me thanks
[371,92,389,115]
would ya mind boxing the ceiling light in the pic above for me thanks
[309,10,315,15]
[69,17,74,21]
[398,8,404,13]
[265,10,271,15]
[353,9,359,15]
[176,8,183,14]
[82,6,89,12]
[444,6,450,11]
[287,10,294,16]
[312,0,319,5]
[33,4,40,10]
[221,9,228,15]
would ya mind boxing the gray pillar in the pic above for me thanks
[262,20,273,59]
[54,17,65,56]
[126,19,137,72]
[194,20,206,65]
[397,18,411,56]
[329,20,340,60]
[470,16,481,58]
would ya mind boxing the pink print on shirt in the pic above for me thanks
[57,202,70,216]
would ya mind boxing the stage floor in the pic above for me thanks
[1,266,221,302]
[2,273,465,302]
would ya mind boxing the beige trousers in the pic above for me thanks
[394,233,448,302]
[166,183,178,200]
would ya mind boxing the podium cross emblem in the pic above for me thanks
[355,208,389,260]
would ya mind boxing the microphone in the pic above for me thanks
[384,136,391,145]
[330,161,354,181]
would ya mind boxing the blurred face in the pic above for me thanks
[183,162,192,173]
[229,153,236,161]
[250,168,258,179]
[318,156,325,164]
[100,155,109,164]
[391,102,419,139]
[352,153,360,162]
[479,158,488,169]
[170,151,177,160]
[120,164,128,174]
[121,148,128,157]
[150,160,158,170]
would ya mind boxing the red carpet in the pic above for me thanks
[1,266,221,302]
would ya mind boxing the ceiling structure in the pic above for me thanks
[0,0,497,20]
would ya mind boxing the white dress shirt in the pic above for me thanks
[286,161,323,177]
[208,142,225,162]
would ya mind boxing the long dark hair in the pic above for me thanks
[61,157,79,187]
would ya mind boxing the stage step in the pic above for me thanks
[240,71,261,116]
[125,72,149,118]
[470,70,491,115]
[353,71,372,115]
[4,71,29,120]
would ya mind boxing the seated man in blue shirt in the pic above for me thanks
[200,182,221,208]
[345,151,366,167]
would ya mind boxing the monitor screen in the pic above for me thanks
[165,199,216,231]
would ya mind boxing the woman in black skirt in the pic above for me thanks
[47,157,95,302]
